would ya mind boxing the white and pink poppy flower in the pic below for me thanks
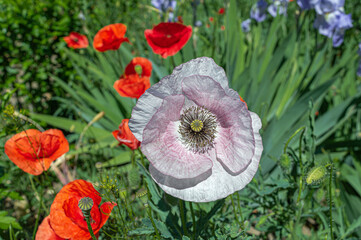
[129,57,263,202]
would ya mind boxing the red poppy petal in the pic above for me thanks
[5,130,46,175]
[124,57,152,77]
[50,180,102,239]
[40,129,69,162]
[114,75,150,99]
[144,22,192,58]
[63,197,101,230]
[112,119,140,150]
[63,32,89,49]
[97,202,117,230]
[239,96,248,109]
[36,216,65,240]
[93,23,129,52]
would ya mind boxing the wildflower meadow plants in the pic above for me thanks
[1,0,361,239]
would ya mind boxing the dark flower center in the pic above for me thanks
[178,106,217,154]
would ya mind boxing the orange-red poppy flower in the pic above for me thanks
[63,32,89,49]
[209,17,214,22]
[144,22,192,58]
[93,23,129,52]
[49,180,116,240]
[124,57,152,78]
[221,25,225,31]
[4,129,69,175]
[218,8,225,15]
[36,216,64,240]
[112,119,140,150]
[114,74,150,99]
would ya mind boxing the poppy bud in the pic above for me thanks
[306,165,327,185]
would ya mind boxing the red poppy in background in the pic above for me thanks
[209,17,214,22]
[63,32,89,49]
[49,180,116,240]
[36,216,64,240]
[114,57,152,99]
[218,8,225,15]
[144,22,192,58]
[240,95,248,109]
[114,74,150,99]
[177,16,184,24]
[4,129,69,175]
[124,57,152,77]
[93,23,129,52]
[112,119,140,150]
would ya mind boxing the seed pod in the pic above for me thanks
[306,165,327,185]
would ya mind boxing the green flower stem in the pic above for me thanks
[283,126,305,155]
[32,184,44,240]
[85,216,97,240]
[189,202,196,240]
[28,175,48,215]
[230,194,242,228]
[236,193,245,230]
[138,148,145,166]
[328,164,334,240]
[179,200,188,236]
[296,128,306,204]
[147,205,161,239]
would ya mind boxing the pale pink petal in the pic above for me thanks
[151,111,263,202]
[141,95,213,179]
[129,57,235,141]
[182,75,255,174]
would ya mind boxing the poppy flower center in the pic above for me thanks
[178,106,217,154]
[191,119,203,132]
[134,64,143,75]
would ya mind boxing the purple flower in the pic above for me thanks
[250,0,268,22]
[358,43,361,56]
[313,0,344,15]
[314,10,352,47]
[129,57,263,202]
[195,20,202,27]
[152,0,177,21]
[268,0,288,17]
[241,19,251,33]
[151,0,176,12]
[297,0,313,10]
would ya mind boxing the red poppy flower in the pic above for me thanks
[221,25,225,31]
[49,180,116,240]
[112,119,140,150]
[218,8,225,15]
[4,129,69,175]
[36,216,64,240]
[144,22,192,58]
[209,17,214,22]
[124,57,152,78]
[93,23,129,52]
[114,74,150,99]
[63,32,89,49]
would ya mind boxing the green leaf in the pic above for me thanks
[30,113,111,140]
[341,215,361,239]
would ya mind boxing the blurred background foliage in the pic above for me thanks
[1,0,361,239]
